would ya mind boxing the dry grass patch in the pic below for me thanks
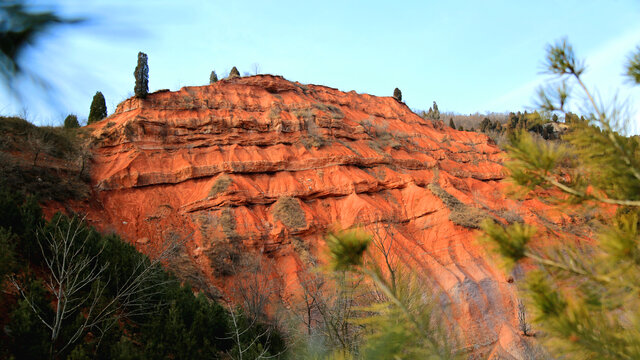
[428,182,489,229]
[273,196,307,229]
[209,174,232,197]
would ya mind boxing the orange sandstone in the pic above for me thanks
[60,75,558,358]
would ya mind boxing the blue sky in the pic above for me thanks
[3,0,640,132]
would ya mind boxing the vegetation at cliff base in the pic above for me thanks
[0,189,285,360]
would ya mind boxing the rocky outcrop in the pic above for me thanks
[75,75,555,358]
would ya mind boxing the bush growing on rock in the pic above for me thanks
[273,196,306,229]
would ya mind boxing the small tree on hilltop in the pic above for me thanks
[228,66,240,79]
[134,51,149,98]
[449,118,456,130]
[432,101,440,120]
[88,91,107,124]
[393,88,402,102]
[64,114,79,129]
[209,70,218,84]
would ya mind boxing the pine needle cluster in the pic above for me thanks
[324,227,460,360]
[483,38,640,359]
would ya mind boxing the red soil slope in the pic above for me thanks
[67,75,560,359]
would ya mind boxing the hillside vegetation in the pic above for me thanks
[0,188,285,359]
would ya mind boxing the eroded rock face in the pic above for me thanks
[75,75,553,358]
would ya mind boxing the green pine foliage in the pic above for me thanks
[88,91,107,124]
[0,2,77,82]
[0,227,17,285]
[483,38,640,359]
[134,52,149,98]
[627,46,640,84]
[448,118,456,130]
[323,228,460,360]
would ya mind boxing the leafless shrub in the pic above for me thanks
[518,300,533,336]
[268,103,283,121]
[291,268,367,352]
[27,129,53,166]
[206,240,242,277]
[313,102,345,119]
[292,236,314,265]
[293,108,315,123]
[205,207,243,277]
[10,216,183,358]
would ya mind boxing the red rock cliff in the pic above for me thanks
[77,75,554,359]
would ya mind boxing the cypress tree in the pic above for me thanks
[88,92,107,124]
[228,66,240,79]
[431,101,440,120]
[393,88,402,102]
[209,71,218,84]
[64,114,79,129]
[449,118,456,130]
[134,52,149,98]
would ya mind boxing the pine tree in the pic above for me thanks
[449,118,456,130]
[393,88,402,102]
[209,70,218,84]
[63,114,79,129]
[431,101,440,120]
[134,52,149,98]
[483,38,640,359]
[87,91,107,124]
[480,118,492,132]
[228,66,240,79]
